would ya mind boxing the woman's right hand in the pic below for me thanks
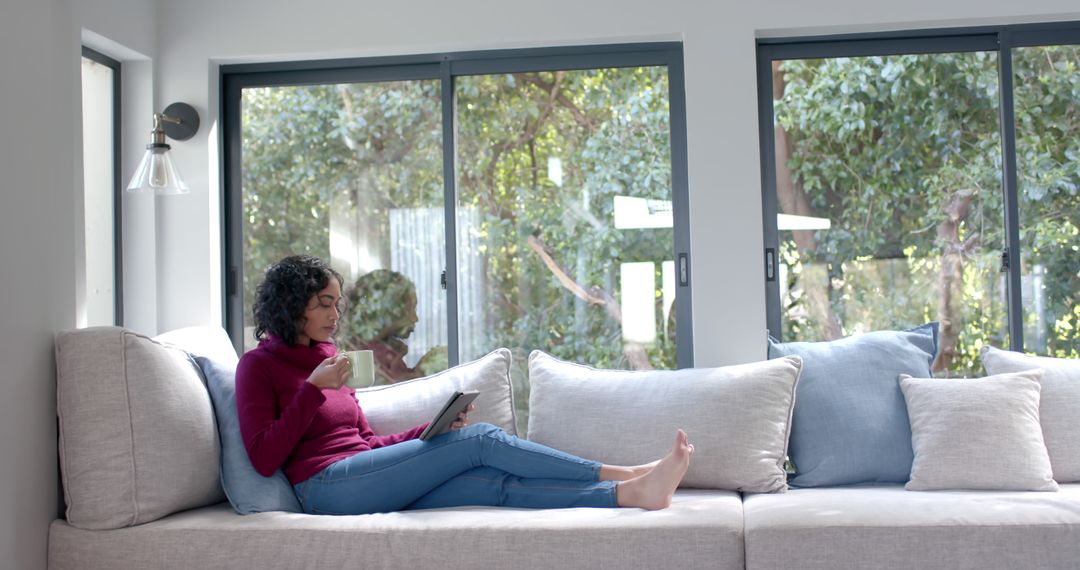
[306,355,350,390]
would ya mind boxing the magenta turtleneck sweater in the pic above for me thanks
[235,335,428,484]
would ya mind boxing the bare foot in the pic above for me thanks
[615,430,693,510]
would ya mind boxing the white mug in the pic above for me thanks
[342,350,375,389]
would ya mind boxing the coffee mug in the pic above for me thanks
[342,350,375,389]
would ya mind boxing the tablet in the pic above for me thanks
[418,390,480,441]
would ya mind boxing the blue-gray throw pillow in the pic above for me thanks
[768,323,938,487]
[195,356,303,514]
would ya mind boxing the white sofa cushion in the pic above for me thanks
[900,370,1057,492]
[526,351,802,492]
[154,325,239,368]
[981,346,1080,482]
[744,484,1080,570]
[357,348,518,437]
[49,490,745,570]
[55,327,225,530]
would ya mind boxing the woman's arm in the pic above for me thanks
[236,357,326,477]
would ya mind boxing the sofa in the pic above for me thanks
[48,326,1080,570]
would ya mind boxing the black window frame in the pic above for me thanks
[221,42,694,368]
[757,20,1080,351]
[81,46,124,326]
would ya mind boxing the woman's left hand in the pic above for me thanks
[450,403,477,430]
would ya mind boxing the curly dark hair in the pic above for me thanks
[252,255,344,346]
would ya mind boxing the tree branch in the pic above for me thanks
[515,72,597,130]
[526,235,620,321]
[482,73,563,210]
[525,235,654,370]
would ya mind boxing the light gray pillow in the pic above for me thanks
[357,348,518,437]
[154,325,239,368]
[900,370,1058,492]
[526,351,803,492]
[55,327,225,530]
[981,346,1080,483]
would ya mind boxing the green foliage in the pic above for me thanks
[340,269,416,343]
[456,68,674,371]
[1013,46,1080,358]
[241,80,442,324]
[774,46,1080,370]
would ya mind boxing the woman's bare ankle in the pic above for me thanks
[635,459,660,478]
[600,459,662,482]
[599,465,634,482]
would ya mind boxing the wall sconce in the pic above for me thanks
[126,102,200,195]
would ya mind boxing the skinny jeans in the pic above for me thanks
[293,423,618,515]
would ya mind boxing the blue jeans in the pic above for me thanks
[293,423,617,515]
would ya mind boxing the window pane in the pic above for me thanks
[1013,45,1080,358]
[241,81,448,383]
[81,55,116,326]
[455,68,675,428]
[772,52,1007,376]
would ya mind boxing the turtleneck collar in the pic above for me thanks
[262,334,338,371]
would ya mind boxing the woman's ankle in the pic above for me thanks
[599,465,637,482]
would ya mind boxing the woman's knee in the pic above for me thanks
[462,422,502,437]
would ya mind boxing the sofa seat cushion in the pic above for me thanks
[49,490,745,570]
[744,484,1080,570]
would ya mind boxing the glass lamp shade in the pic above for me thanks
[126,145,189,195]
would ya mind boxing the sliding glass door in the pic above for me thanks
[238,79,446,383]
[759,24,1080,375]
[766,49,1007,375]
[1011,44,1080,357]
[224,45,692,428]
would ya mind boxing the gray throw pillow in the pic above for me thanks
[981,346,1080,483]
[527,351,803,492]
[768,323,938,487]
[55,327,224,530]
[357,348,517,437]
[900,370,1058,492]
[196,356,303,514]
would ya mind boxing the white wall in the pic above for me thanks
[0,2,76,568]
[0,1,155,568]
[154,0,1080,367]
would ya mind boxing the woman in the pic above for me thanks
[236,255,693,515]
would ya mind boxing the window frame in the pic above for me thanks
[221,42,694,368]
[81,46,124,326]
[756,21,1080,351]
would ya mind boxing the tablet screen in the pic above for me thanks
[419,390,480,441]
